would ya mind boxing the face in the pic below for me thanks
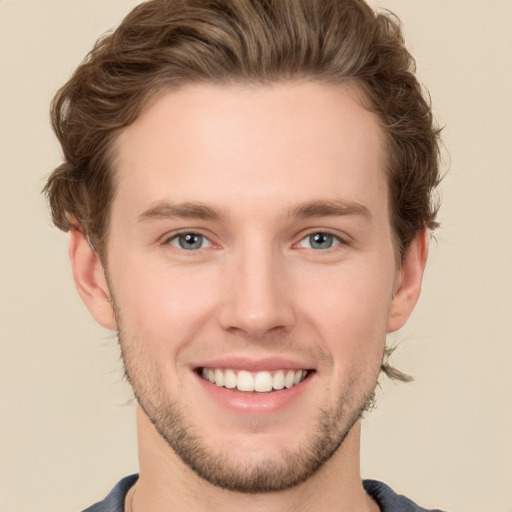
[76,81,423,493]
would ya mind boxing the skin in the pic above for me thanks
[69,81,428,512]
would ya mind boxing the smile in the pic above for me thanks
[200,368,309,393]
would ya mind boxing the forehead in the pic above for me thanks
[112,81,387,222]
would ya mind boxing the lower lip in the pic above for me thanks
[195,372,313,415]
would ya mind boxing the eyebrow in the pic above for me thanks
[289,199,372,221]
[138,201,225,222]
[138,198,371,223]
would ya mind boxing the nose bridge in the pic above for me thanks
[219,238,295,338]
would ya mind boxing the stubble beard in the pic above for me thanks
[114,315,378,494]
[135,387,374,494]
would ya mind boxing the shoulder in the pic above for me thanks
[81,474,139,512]
[363,480,447,512]
[81,475,444,512]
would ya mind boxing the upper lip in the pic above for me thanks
[192,356,315,372]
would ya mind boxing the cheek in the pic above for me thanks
[297,262,394,365]
[109,257,219,349]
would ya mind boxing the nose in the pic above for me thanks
[218,247,296,339]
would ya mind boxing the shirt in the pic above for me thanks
[82,474,446,512]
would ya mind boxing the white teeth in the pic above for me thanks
[200,368,307,392]
[254,371,273,392]
[284,370,295,389]
[224,369,237,389]
[272,370,285,390]
[214,369,224,387]
[237,370,254,392]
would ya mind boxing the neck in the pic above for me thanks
[131,406,378,512]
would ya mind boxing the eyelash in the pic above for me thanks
[163,230,347,252]
[165,231,213,251]
[295,231,344,250]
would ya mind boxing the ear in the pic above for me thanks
[68,228,117,330]
[387,230,429,333]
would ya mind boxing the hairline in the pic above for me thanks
[97,77,404,265]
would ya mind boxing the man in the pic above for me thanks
[44,0,443,510]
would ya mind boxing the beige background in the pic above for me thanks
[1,1,511,511]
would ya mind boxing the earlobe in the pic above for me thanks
[387,231,429,333]
[68,229,117,330]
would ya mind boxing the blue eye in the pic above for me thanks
[298,232,340,250]
[169,233,211,250]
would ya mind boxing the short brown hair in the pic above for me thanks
[44,0,441,380]
[45,0,440,260]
